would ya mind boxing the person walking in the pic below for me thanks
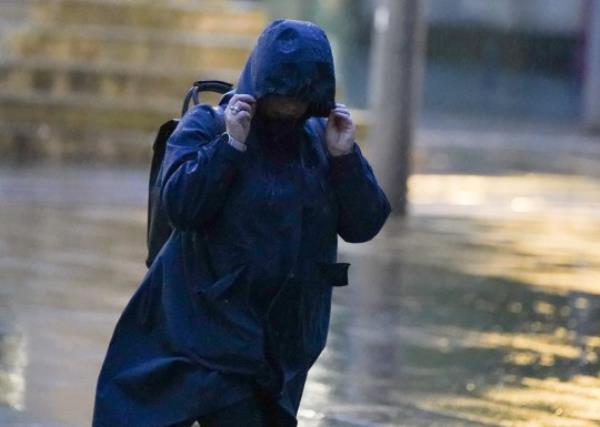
[92,19,391,427]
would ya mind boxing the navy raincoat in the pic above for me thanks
[93,19,391,426]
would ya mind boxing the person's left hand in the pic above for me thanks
[325,103,356,157]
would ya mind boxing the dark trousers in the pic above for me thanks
[167,394,291,427]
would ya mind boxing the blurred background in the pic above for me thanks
[1,0,599,426]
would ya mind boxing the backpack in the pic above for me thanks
[145,80,234,268]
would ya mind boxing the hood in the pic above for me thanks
[235,19,336,118]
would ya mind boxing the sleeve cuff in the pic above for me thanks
[226,133,248,152]
[217,132,246,163]
[329,143,363,180]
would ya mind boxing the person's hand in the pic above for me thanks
[325,103,356,157]
[225,94,256,143]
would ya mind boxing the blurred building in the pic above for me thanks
[428,0,584,33]
[424,0,588,123]
[280,0,591,123]
[0,0,597,163]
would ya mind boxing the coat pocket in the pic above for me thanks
[316,261,351,287]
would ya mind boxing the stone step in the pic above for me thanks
[0,0,292,163]
[7,25,256,69]
[0,58,239,103]
[0,91,370,163]
[0,119,155,163]
[0,91,177,162]
[0,90,371,136]
[0,90,192,131]
[30,0,266,34]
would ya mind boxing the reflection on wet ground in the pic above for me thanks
[0,164,599,426]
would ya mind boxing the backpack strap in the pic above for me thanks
[181,80,234,117]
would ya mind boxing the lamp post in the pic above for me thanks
[583,0,600,132]
[368,0,427,215]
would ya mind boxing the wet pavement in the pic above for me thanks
[1,130,600,426]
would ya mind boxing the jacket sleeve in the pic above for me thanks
[159,105,245,231]
[329,141,392,243]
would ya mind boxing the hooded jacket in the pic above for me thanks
[92,19,391,427]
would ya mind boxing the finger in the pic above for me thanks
[233,94,256,105]
[332,109,351,116]
[333,104,349,111]
[236,111,252,121]
[332,113,353,127]
[233,102,253,114]
[332,110,352,120]
[228,94,256,108]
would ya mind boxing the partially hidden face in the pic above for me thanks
[258,96,310,120]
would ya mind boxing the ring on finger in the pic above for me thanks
[229,105,240,114]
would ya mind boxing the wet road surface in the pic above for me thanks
[0,153,599,426]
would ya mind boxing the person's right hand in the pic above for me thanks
[225,94,256,144]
